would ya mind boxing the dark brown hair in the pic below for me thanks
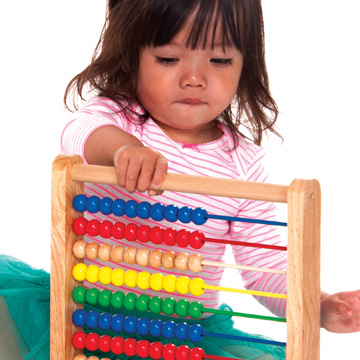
[65,0,280,146]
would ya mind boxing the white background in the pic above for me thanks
[0,0,359,358]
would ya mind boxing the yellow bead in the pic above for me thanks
[176,276,190,294]
[137,271,151,290]
[98,266,112,285]
[124,270,138,288]
[189,278,205,296]
[85,264,99,283]
[111,268,125,287]
[163,274,177,293]
[72,263,87,281]
[149,273,164,291]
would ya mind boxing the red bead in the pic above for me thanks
[124,223,138,241]
[86,219,100,236]
[176,229,190,248]
[123,338,137,357]
[189,231,205,249]
[149,342,164,360]
[72,331,86,349]
[136,339,150,358]
[162,343,177,360]
[189,347,205,360]
[163,228,176,246]
[112,222,125,239]
[149,226,164,245]
[137,225,151,242]
[85,332,100,352]
[110,336,124,355]
[99,220,113,238]
[176,345,191,360]
[98,335,112,353]
[72,218,87,235]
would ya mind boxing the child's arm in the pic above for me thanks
[84,125,168,196]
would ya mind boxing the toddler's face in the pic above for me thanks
[136,20,243,144]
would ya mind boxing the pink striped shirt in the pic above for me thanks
[61,96,287,318]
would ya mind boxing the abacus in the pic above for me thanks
[50,154,321,360]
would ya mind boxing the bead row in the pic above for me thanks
[73,240,204,273]
[73,195,208,225]
[72,217,205,249]
[73,310,204,342]
[73,355,110,360]
[72,286,204,319]
[72,332,205,359]
[72,263,205,296]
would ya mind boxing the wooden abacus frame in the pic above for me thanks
[50,154,321,360]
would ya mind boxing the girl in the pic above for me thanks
[62,1,360,359]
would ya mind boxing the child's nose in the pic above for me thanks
[180,65,207,89]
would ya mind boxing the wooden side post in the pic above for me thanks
[50,155,84,360]
[286,179,321,360]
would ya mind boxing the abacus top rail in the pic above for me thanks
[71,163,289,203]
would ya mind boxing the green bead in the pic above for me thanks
[175,299,189,318]
[161,297,176,315]
[98,289,112,307]
[188,301,204,319]
[85,288,99,305]
[135,294,150,312]
[72,286,86,304]
[149,296,162,314]
[110,291,124,309]
[123,292,137,310]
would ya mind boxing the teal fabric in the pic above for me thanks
[0,254,50,360]
[84,303,286,360]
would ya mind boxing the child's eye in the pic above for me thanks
[155,57,178,65]
[211,58,233,66]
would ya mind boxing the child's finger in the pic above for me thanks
[150,156,168,190]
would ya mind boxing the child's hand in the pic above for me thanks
[321,290,360,333]
[114,143,168,196]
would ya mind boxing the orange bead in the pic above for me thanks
[85,242,99,260]
[123,247,137,264]
[149,250,163,268]
[110,245,125,263]
[98,243,112,262]
[188,254,203,273]
[136,248,150,267]
[73,240,87,259]
[162,251,176,269]
[174,253,189,271]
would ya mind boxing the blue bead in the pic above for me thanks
[124,200,138,218]
[111,314,125,332]
[99,197,113,215]
[161,320,176,339]
[149,319,163,337]
[174,322,189,340]
[73,194,88,212]
[123,315,137,334]
[164,205,179,222]
[72,309,86,327]
[85,310,99,329]
[178,206,193,223]
[112,199,125,216]
[86,196,100,213]
[98,312,112,330]
[188,324,204,342]
[136,317,150,336]
[150,203,165,221]
[137,202,151,219]
[191,208,207,225]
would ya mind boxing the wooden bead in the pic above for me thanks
[149,250,163,268]
[98,243,112,261]
[73,355,87,360]
[162,251,176,269]
[136,248,150,266]
[174,253,189,271]
[188,254,203,273]
[110,245,125,263]
[73,240,87,259]
[85,242,99,260]
[123,247,137,264]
